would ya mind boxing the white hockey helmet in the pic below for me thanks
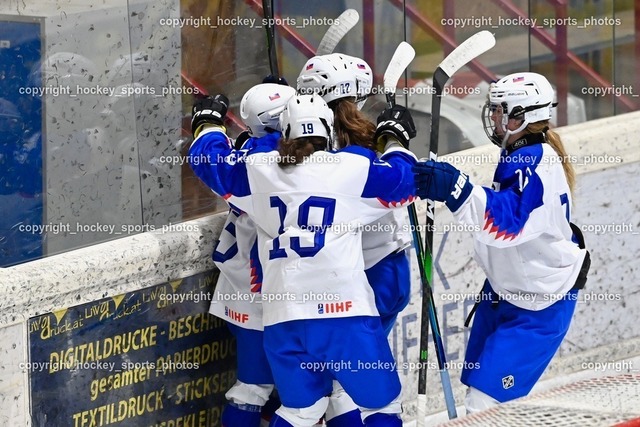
[297,53,358,104]
[482,72,556,147]
[343,55,373,110]
[240,83,296,137]
[280,94,334,149]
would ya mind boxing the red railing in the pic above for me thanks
[492,0,637,121]
[181,0,639,131]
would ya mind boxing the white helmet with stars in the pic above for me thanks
[280,94,334,149]
[297,53,358,104]
[482,72,556,147]
[240,83,296,137]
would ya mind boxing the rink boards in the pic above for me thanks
[1,111,639,425]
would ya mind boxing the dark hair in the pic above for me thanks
[277,136,327,167]
[330,98,375,150]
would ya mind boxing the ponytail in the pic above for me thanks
[527,121,576,195]
[331,98,376,150]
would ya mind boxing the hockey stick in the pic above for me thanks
[262,0,279,77]
[316,9,359,55]
[382,41,458,421]
[383,41,415,107]
[417,30,496,424]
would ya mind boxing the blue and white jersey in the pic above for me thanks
[190,126,417,326]
[452,137,587,310]
[208,133,278,331]
[209,210,265,330]
[362,209,412,269]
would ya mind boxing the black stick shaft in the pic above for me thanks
[262,0,279,77]
[418,66,458,420]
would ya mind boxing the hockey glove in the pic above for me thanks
[262,75,289,86]
[412,160,473,212]
[374,105,417,152]
[234,130,251,150]
[191,94,229,138]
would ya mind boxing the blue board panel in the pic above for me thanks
[27,271,236,427]
[0,19,44,266]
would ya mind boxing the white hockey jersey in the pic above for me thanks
[190,127,417,326]
[209,210,265,330]
[207,133,279,331]
[361,210,412,269]
[452,136,587,310]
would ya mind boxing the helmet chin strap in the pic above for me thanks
[498,117,528,149]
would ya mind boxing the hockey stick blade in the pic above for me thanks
[383,41,416,105]
[316,9,360,55]
[436,30,495,87]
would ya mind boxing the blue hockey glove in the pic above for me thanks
[374,105,416,151]
[191,94,229,138]
[412,160,473,212]
[263,75,289,86]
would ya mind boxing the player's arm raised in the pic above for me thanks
[188,94,254,203]
[359,104,418,208]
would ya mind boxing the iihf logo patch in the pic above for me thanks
[502,375,515,389]
[317,304,324,314]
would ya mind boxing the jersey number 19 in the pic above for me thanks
[268,195,336,259]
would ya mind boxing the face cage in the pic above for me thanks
[354,78,371,111]
[481,101,505,147]
[354,88,371,111]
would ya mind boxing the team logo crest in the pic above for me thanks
[502,375,515,389]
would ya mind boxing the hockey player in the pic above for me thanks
[210,83,295,427]
[189,93,417,427]
[297,54,414,426]
[298,53,414,335]
[412,72,590,413]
